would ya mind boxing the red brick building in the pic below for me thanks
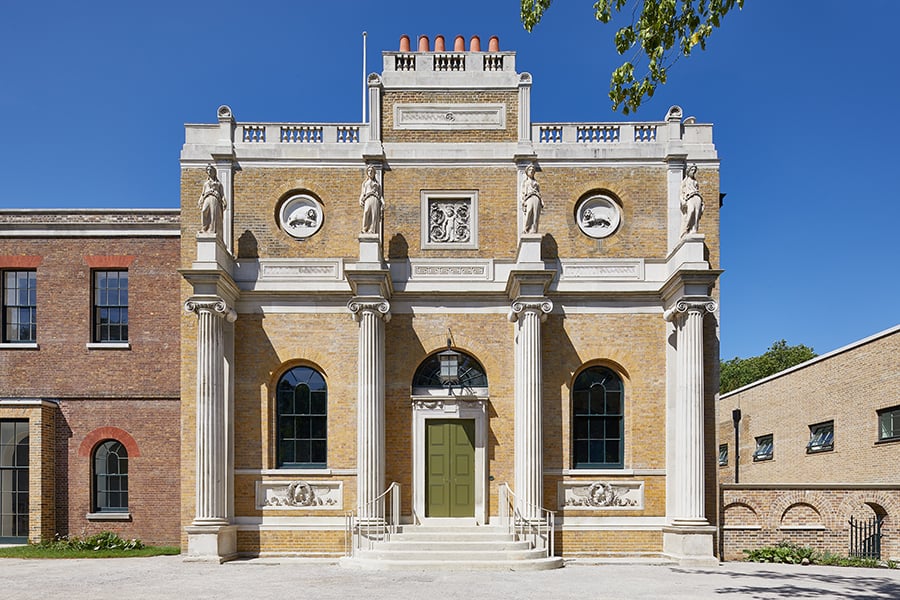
[0,209,181,545]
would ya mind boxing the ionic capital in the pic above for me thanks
[507,298,553,323]
[663,296,717,323]
[184,298,238,323]
[348,297,391,323]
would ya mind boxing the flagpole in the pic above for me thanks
[362,31,368,124]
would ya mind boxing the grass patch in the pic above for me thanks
[744,541,897,569]
[0,531,179,559]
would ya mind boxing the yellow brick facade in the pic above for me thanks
[179,44,722,561]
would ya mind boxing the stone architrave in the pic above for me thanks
[664,296,716,525]
[508,298,552,518]
[348,297,391,519]
[183,297,237,525]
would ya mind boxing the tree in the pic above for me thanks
[720,340,817,394]
[520,0,745,114]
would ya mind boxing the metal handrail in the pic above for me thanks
[344,482,401,556]
[498,482,555,558]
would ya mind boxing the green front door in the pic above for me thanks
[425,419,475,518]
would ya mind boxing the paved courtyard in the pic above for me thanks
[1,557,899,599]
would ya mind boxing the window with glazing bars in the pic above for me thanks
[93,440,128,512]
[93,270,128,342]
[807,421,834,453]
[2,271,36,343]
[277,366,327,468]
[572,366,624,468]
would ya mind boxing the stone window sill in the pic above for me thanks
[0,342,39,350]
[86,512,132,521]
[86,342,131,350]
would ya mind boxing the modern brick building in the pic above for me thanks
[0,210,181,546]
[718,325,900,561]
[179,36,722,565]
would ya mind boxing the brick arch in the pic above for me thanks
[723,501,760,528]
[78,426,140,458]
[766,490,837,529]
[781,502,823,528]
[837,491,900,525]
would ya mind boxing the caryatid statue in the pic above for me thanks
[359,165,384,234]
[679,164,704,237]
[521,164,544,234]
[198,164,226,235]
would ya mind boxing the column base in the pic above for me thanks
[662,524,718,566]
[184,524,238,563]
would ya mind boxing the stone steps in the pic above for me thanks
[342,525,564,571]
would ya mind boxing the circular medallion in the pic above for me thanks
[279,194,324,239]
[576,195,622,239]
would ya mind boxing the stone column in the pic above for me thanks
[508,298,552,519]
[348,298,390,519]
[184,298,237,525]
[664,296,716,525]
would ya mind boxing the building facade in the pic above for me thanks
[179,38,722,564]
[0,210,182,546]
[718,325,900,561]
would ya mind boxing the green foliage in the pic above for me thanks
[0,531,179,559]
[720,339,817,394]
[744,541,814,564]
[520,0,745,114]
[744,541,898,569]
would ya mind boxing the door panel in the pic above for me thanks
[425,419,475,518]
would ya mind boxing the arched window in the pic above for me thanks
[93,440,128,512]
[277,366,327,468]
[412,350,488,395]
[572,366,624,469]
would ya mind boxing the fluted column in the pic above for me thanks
[508,298,552,519]
[348,298,390,519]
[185,298,237,525]
[664,296,716,525]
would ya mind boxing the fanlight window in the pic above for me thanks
[412,350,488,395]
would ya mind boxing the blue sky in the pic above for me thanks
[1,1,897,360]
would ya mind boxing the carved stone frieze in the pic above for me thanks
[395,103,506,130]
[560,480,643,510]
[560,260,644,281]
[411,264,488,279]
[257,480,341,509]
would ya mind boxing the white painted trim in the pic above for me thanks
[0,398,59,408]
[86,342,131,350]
[555,516,666,530]
[86,512,131,521]
[544,468,665,476]
[235,468,356,476]
[0,343,39,350]
[234,516,345,529]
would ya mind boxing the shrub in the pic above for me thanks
[744,541,897,569]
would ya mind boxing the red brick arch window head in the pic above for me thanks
[78,426,141,458]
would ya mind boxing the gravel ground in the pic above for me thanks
[1,556,899,599]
